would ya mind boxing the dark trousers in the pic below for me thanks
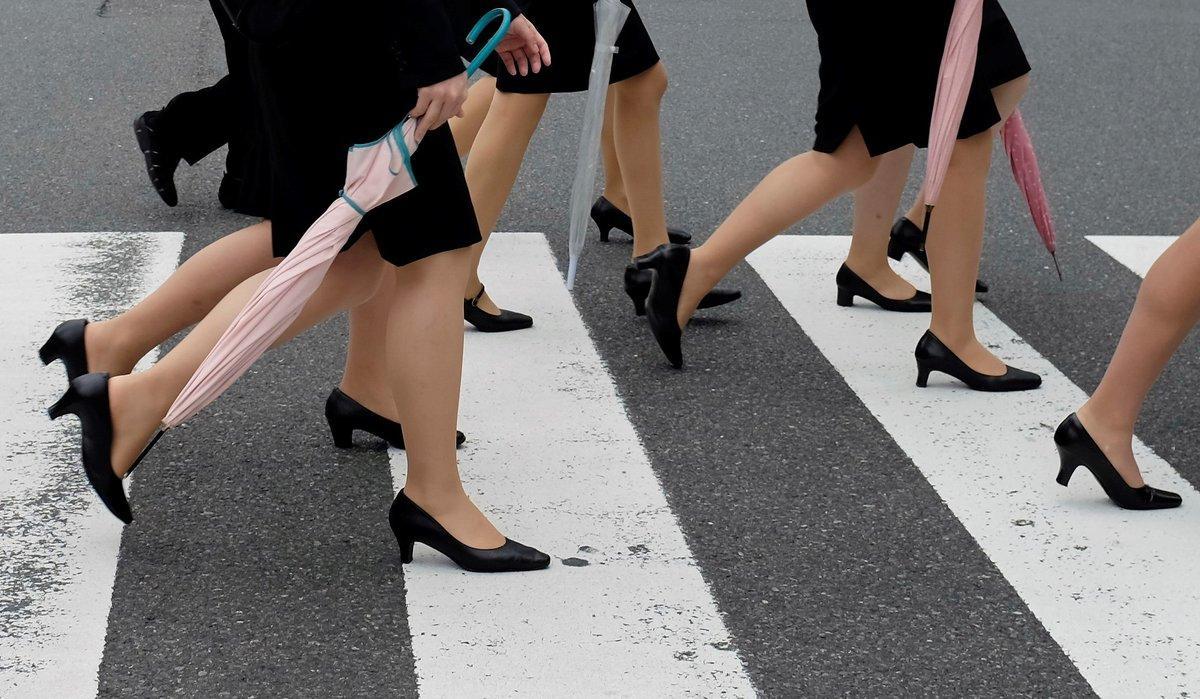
[156,0,249,174]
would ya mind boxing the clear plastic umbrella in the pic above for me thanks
[565,0,631,289]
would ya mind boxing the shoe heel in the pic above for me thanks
[47,386,78,420]
[397,536,415,564]
[599,226,611,243]
[916,364,931,388]
[326,412,354,449]
[887,238,906,262]
[39,333,63,365]
[632,296,647,316]
[1056,449,1079,487]
[836,287,854,307]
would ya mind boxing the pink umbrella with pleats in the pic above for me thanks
[128,10,513,465]
[920,0,1061,279]
[920,0,985,234]
[1001,109,1061,279]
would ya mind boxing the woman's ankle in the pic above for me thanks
[86,320,144,376]
[1076,400,1135,444]
[337,381,397,421]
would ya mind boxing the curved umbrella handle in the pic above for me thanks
[465,8,512,77]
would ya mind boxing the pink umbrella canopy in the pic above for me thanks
[920,0,985,233]
[1001,108,1061,279]
[153,9,512,437]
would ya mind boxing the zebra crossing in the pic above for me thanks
[0,230,1196,697]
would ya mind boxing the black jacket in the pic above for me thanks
[220,0,521,87]
[215,0,519,246]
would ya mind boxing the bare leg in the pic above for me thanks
[845,146,920,299]
[450,76,498,158]
[610,63,671,257]
[677,129,878,327]
[1076,218,1200,486]
[924,75,1030,375]
[923,129,1000,372]
[599,94,627,211]
[86,221,277,375]
[387,246,504,547]
[339,268,402,420]
[107,235,387,476]
[462,91,549,314]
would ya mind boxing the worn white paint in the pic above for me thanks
[0,232,184,697]
[748,236,1200,698]
[1086,235,1177,278]
[390,233,755,697]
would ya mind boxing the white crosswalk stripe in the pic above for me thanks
[1087,235,1177,278]
[747,236,1200,698]
[4,231,1195,697]
[0,232,183,697]
[391,233,755,697]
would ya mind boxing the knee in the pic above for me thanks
[617,63,668,104]
[825,151,878,191]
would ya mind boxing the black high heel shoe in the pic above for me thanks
[835,264,931,313]
[39,319,90,382]
[623,265,741,317]
[133,111,181,208]
[464,285,533,333]
[633,244,691,369]
[887,217,989,294]
[591,197,692,245]
[389,490,550,573]
[325,388,465,449]
[46,373,133,524]
[914,331,1042,392]
[1054,414,1182,510]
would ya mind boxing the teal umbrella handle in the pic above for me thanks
[465,8,512,77]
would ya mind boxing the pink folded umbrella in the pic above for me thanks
[1001,108,1061,279]
[921,0,985,233]
[129,10,513,466]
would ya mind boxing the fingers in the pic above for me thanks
[409,91,432,120]
[537,35,551,68]
[500,51,518,76]
[514,47,530,77]
[415,97,444,141]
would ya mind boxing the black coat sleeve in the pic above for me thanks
[218,0,521,87]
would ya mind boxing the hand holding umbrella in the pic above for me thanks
[129,9,515,469]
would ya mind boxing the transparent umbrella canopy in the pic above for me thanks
[565,0,632,289]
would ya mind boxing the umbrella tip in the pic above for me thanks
[566,258,578,290]
[1051,252,1063,281]
[922,205,934,235]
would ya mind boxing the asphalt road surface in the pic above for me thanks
[3,0,1199,696]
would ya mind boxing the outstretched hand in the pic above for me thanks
[494,15,552,77]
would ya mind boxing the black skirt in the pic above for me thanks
[808,0,1031,157]
[495,0,660,94]
[246,10,481,267]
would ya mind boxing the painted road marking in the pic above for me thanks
[1086,235,1177,278]
[390,233,755,697]
[0,232,183,697]
[747,236,1200,698]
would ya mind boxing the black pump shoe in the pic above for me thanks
[633,244,691,369]
[591,197,692,245]
[1054,414,1181,510]
[325,388,465,450]
[39,319,90,382]
[464,285,533,333]
[835,264,931,312]
[133,111,181,208]
[623,265,741,317]
[46,373,133,524]
[914,331,1042,392]
[887,217,989,294]
[389,490,551,573]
